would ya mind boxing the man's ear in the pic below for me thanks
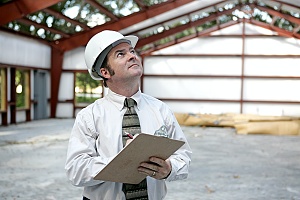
[100,68,110,79]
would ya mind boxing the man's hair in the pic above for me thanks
[101,56,115,87]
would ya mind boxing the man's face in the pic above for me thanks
[105,42,143,81]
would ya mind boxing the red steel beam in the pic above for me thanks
[43,8,90,31]
[50,47,64,118]
[53,0,194,52]
[134,0,147,10]
[128,0,228,36]
[85,0,119,21]
[0,0,63,25]
[0,26,51,46]
[246,18,300,39]
[136,5,240,48]
[136,2,300,51]
[17,18,70,38]
[240,19,246,114]
[145,20,239,53]
[256,5,300,25]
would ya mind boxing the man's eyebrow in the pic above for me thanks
[114,49,125,55]
[114,47,134,55]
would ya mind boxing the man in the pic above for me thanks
[65,30,192,200]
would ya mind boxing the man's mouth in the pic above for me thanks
[129,64,139,68]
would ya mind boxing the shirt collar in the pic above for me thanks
[106,89,142,111]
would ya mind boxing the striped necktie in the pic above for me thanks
[122,98,148,200]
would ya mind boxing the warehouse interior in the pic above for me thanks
[1,1,300,199]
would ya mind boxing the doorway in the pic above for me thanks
[34,70,47,120]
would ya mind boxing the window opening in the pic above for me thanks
[0,68,7,111]
[75,72,103,106]
[16,69,30,109]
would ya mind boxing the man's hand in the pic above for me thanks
[138,157,172,179]
[124,134,139,146]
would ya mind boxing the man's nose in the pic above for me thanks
[128,52,137,61]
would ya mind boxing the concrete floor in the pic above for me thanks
[0,119,299,200]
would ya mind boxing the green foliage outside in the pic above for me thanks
[76,96,99,104]
[16,69,27,108]
[75,72,102,105]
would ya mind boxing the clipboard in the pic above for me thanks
[94,133,185,184]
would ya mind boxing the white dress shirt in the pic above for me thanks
[65,89,192,200]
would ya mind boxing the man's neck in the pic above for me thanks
[107,79,140,97]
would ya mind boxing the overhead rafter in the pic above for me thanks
[16,18,70,38]
[1,0,300,53]
[248,18,300,39]
[137,0,300,55]
[137,1,300,54]
[0,26,51,46]
[136,5,241,48]
[140,20,240,56]
[84,0,119,21]
[0,0,63,25]
[271,0,300,9]
[293,25,300,34]
[128,1,226,36]
[256,5,300,25]
[134,0,147,10]
[43,7,90,31]
[53,0,194,52]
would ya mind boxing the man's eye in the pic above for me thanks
[131,50,136,54]
[117,53,124,57]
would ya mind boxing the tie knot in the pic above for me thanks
[124,98,135,108]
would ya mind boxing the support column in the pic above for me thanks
[10,68,16,123]
[50,47,64,118]
[240,19,246,114]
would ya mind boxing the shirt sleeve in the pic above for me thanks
[65,108,113,187]
[164,108,192,182]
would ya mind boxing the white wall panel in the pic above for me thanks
[144,57,242,75]
[244,23,276,35]
[245,37,300,55]
[58,73,74,100]
[56,103,73,118]
[143,77,241,99]
[165,101,240,114]
[244,58,300,76]
[63,47,86,70]
[243,103,300,117]
[211,23,276,35]
[0,31,51,68]
[75,108,82,117]
[243,79,300,101]
[153,37,242,55]
[16,111,26,123]
[145,23,300,116]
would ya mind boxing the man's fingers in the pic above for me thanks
[138,157,171,179]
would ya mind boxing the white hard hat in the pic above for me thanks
[84,30,139,80]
